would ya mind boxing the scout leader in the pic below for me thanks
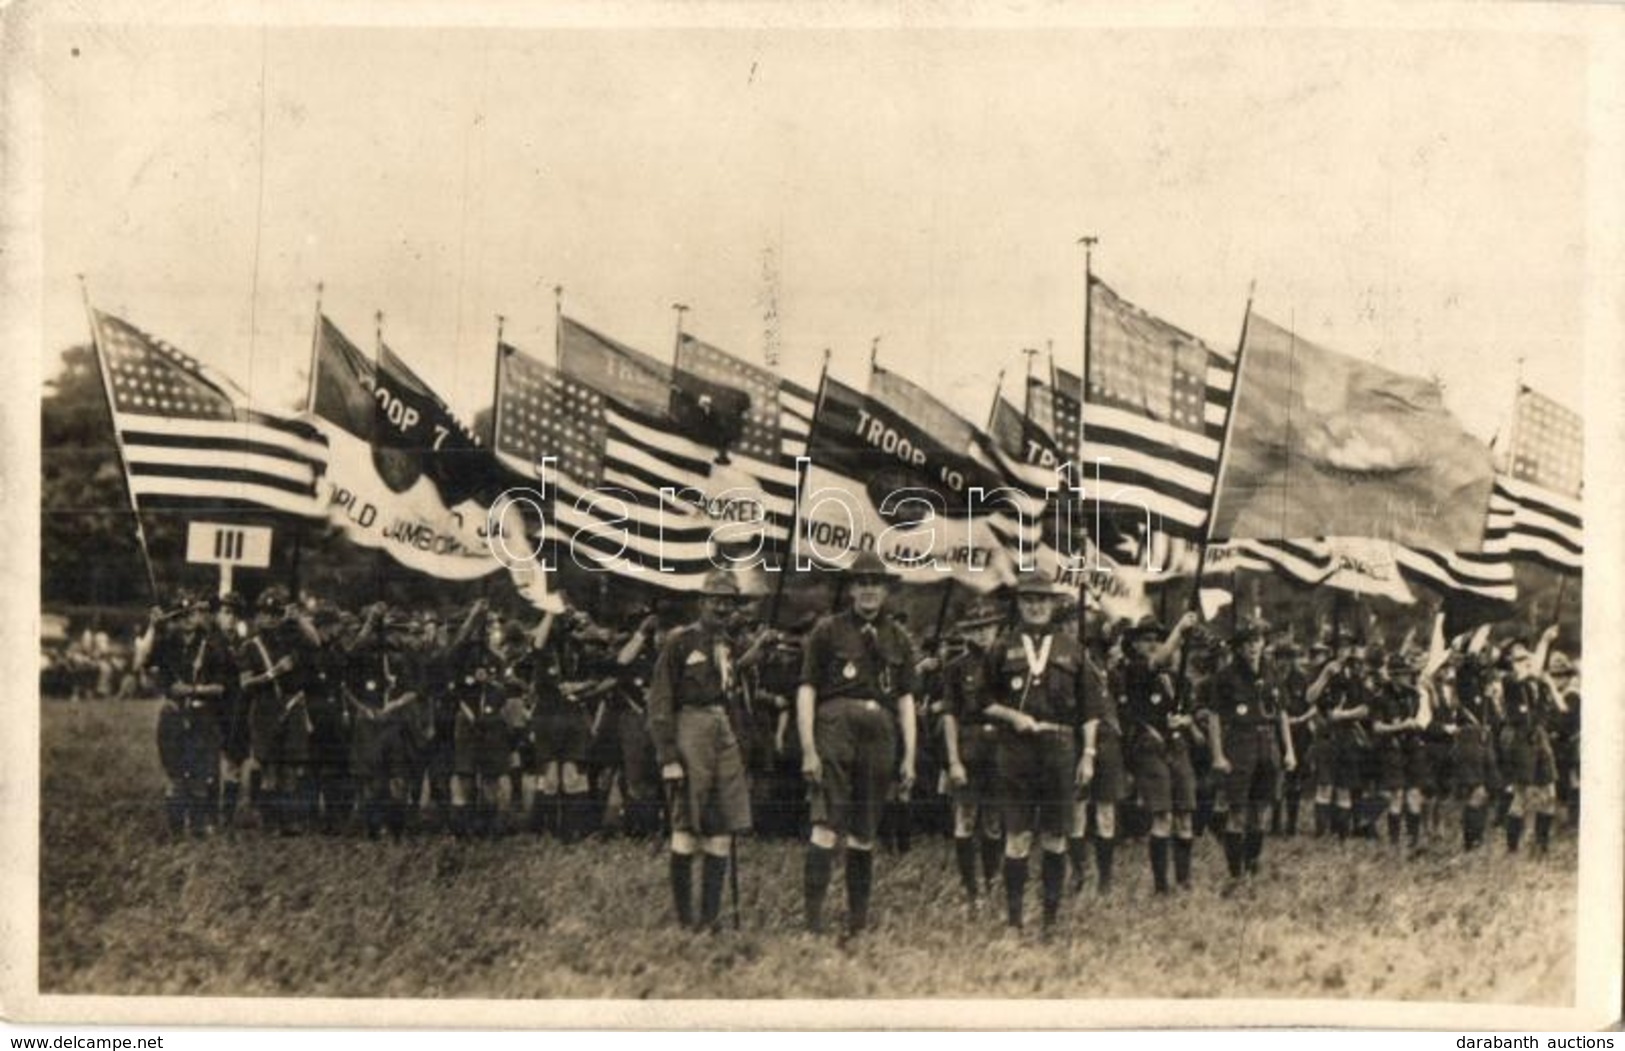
[797,550,919,938]
[979,570,1086,935]
[647,570,755,932]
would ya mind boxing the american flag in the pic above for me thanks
[559,319,813,524]
[92,309,327,518]
[1028,367,1082,461]
[1394,544,1518,604]
[1481,387,1583,573]
[1510,385,1582,498]
[676,332,814,462]
[498,338,813,591]
[1082,279,1236,542]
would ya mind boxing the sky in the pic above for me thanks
[38,10,1595,445]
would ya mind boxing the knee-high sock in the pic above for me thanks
[803,845,834,933]
[1149,836,1170,893]
[1003,856,1028,928]
[669,852,695,929]
[1092,836,1115,892]
[954,838,980,900]
[1040,850,1066,925]
[700,853,729,929]
[846,848,874,934]
[1172,837,1193,887]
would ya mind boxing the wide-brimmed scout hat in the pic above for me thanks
[1013,569,1057,597]
[955,600,1004,631]
[699,569,744,598]
[847,550,894,582]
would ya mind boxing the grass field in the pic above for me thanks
[39,699,1576,1002]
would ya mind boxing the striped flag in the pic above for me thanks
[1394,545,1517,605]
[1509,385,1582,497]
[1483,387,1582,573]
[676,332,814,462]
[1029,367,1082,461]
[1484,477,1582,574]
[1082,279,1236,543]
[499,337,813,592]
[568,324,811,529]
[91,309,328,518]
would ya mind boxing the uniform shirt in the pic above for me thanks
[647,623,738,767]
[941,644,993,727]
[1317,669,1371,740]
[1501,674,1557,734]
[1277,665,1311,719]
[612,641,658,716]
[800,610,919,707]
[1202,657,1280,728]
[983,628,1086,728]
[237,620,313,703]
[1371,682,1420,745]
[1116,658,1181,739]
[152,625,238,712]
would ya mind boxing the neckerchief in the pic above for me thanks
[1021,632,1054,681]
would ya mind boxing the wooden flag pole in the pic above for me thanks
[987,368,1006,430]
[1185,280,1256,620]
[767,348,832,628]
[1021,347,1039,426]
[1075,235,1097,647]
[553,285,564,366]
[291,280,326,600]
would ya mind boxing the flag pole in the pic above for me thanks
[371,309,387,605]
[869,336,880,375]
[490,314,507,450]
[290,281,326,600]
[305,282,325,414]
[1075,235,1097,645]
[1185,280,1256,619]
[78,276,161,602]
[987,368,1006,430]
[671,302,690,361]
[931,578,956,642]
[1021,346,1039,426]
[768,348,831,627]
[553,285,564,366]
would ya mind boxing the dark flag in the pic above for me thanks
[309,316,499,582]
[372,342,501,507]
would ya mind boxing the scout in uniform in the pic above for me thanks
[1120,612,1202,893]
[213,592,254,827]
[647,570,754,931]
[980,571,1085,933]
[1546,651,1580,830]
[344,604,424,841]
[304,602,356,835]
[1204,624,1296,880]
[1306,640,1371,842]
[1273,641,1314,837]
[239,587,321,834]
[450,612,518,838]
[797,551,918,937]
[1498,639,1565,855]
[1075,609,1128,896]
[1370,652,1432,851]
[608,612,665,839]
[143,592,235,837]
[938,600,1007,915]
